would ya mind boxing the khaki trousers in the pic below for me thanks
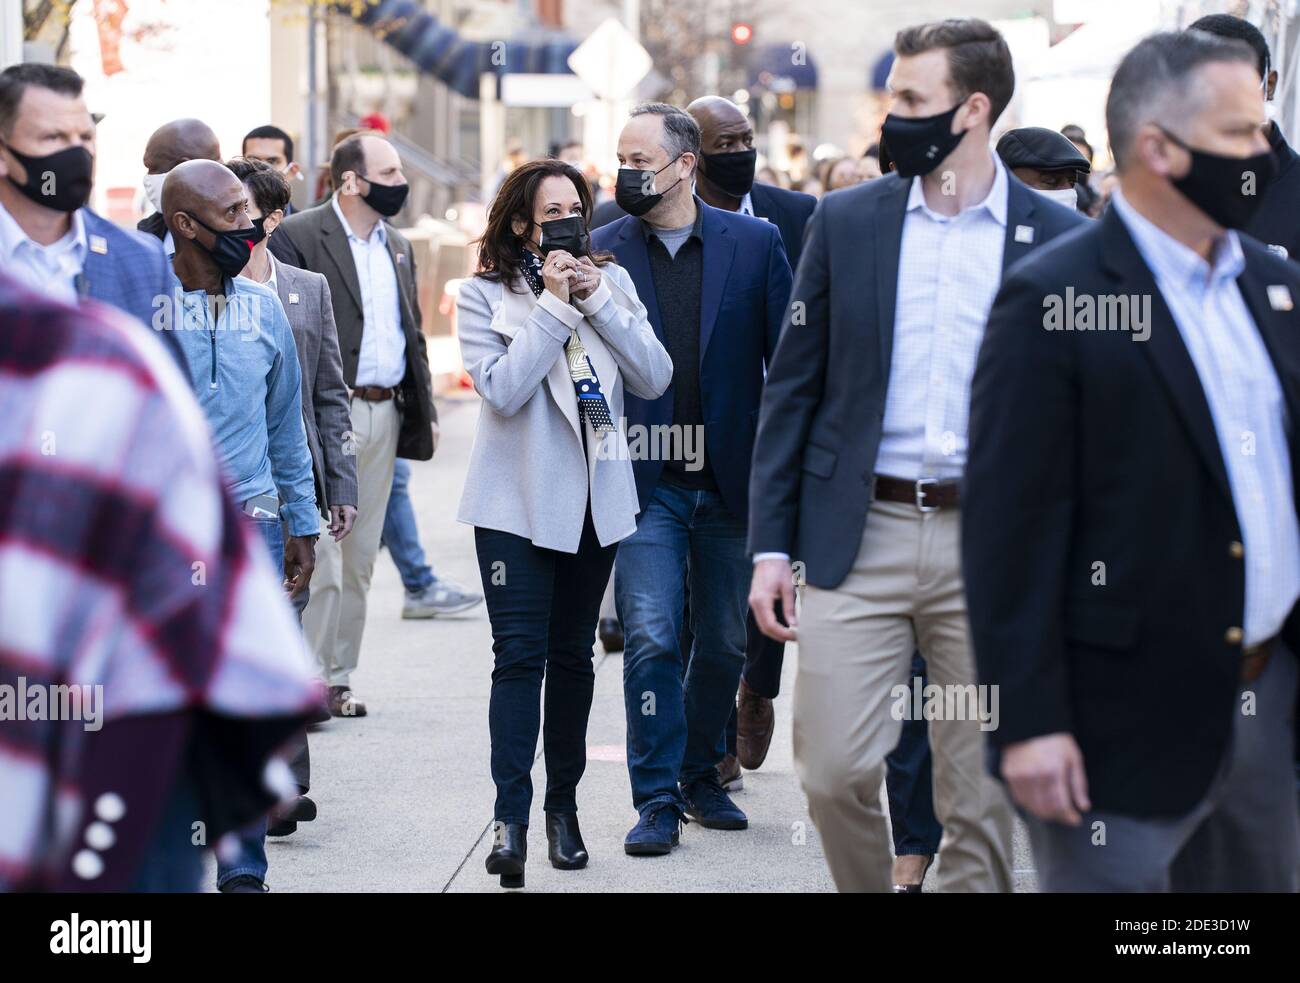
[794,499,1014,892]
[303,397,400,687]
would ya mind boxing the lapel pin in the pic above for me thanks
[1268,243,1290,260]
[1267,285,1293,311]
[288,293,300,305]
[1014,224,1035,244]
[396,253,405,265]
[89,235,108,255]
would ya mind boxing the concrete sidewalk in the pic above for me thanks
[264,394,1034,893]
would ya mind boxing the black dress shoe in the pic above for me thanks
[545,812,589,870]
[268,795,317,837]
[598,618,624,653]
[219,874,267,893]
[485,821,527,888]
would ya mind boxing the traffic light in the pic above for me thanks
[731,22,753,45]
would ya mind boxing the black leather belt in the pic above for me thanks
[1242,637,1275,683]
[873,475,960,512]
[351,386,398,402]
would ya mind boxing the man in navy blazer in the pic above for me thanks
[747,18,1085,892]
[0,64,185,371]
[591,103,792,855]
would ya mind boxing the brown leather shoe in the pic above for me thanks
[716,753,743,791]
[735,678,774,770]
[327,685,367,718]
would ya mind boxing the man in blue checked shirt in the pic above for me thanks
[161,159,319,894]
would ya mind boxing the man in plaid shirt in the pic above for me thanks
[0,271,321,892]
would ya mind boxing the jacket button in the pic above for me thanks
[1228,541,1244,559]
[1224,626,1244,645]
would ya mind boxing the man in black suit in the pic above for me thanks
[138,118,220,249]
[965,29,1300,891]
[269,133,437,718]
[681,96,816,784]
[1191,14,1300,263]
[748,18,1084,892]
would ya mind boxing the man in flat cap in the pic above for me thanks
[995,126,1091,212]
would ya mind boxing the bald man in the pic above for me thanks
[139,118,221,245]
[270,133,437,717]
[163,159,319,892]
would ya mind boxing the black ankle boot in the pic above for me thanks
[545,812,589,870]
[485,821,527,888]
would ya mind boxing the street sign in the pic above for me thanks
[567,18,652,101]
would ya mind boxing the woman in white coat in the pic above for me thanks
[456,158,672,888]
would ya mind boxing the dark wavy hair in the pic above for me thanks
[474,157,612,291]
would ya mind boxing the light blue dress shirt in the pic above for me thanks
[330,194,406,387]
[1112,187,1300,646]
[172,275,320,537]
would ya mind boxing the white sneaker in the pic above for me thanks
[402,580,483,619]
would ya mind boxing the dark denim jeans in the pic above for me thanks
[616,481,749,812]
[886,652,943,856]
[214,514,280,890]
[474,513,617,825]
[383,458,436,593]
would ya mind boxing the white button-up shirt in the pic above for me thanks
[874,156,1008,481]
[331,194,406,387]
[1113,188,1300,646]
[0,200,87,304]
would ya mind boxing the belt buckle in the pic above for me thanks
[915,477,940,513]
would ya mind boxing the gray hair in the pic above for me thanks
[629,102,701,161]
[1106,30,1259,170]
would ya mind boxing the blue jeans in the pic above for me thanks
[885,652,943,856]
[616,481,749,812]
[214,514,280,890]
[382,458,435,593]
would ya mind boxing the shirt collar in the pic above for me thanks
[739,192,755,216]
[0,199,87,265]
[905,153,1008,227]
[640,195,706,242]
[332,192,386,245]
[1110,186,1245,290]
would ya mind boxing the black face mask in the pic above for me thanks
[615,154,684,216]
[536,215,589,257]
[880,102,968,178]
[361,177,409,217]
[188,214,260,278]
[2,142,94,212]
[1159,128,1276,230]
[700,148,757,198]
[251,216,269,243]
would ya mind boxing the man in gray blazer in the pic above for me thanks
[268,134,437,716]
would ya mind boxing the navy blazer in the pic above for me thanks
[81,209,187,370]
[965,207,1300,815]
[591,201,793,522]
[749,171,1086,587]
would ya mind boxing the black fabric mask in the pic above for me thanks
[2,143,94,212]
[361,177,409,217]
[1159,128,1276,230]
[880,102,968,178]
[615,154,683,216]
[188,215,260,278]
[537,215,589,257]
[700,148,757,198]
[251,216,269,242]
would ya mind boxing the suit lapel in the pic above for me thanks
[497,280,582,441]
[320,205,364,313]
[1235,266,1300,491]
[1001,178,1040,276]
[875,175,910,374]
[1104,212,1234,506]
[699,205,735,362]
[613,220,664,345]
